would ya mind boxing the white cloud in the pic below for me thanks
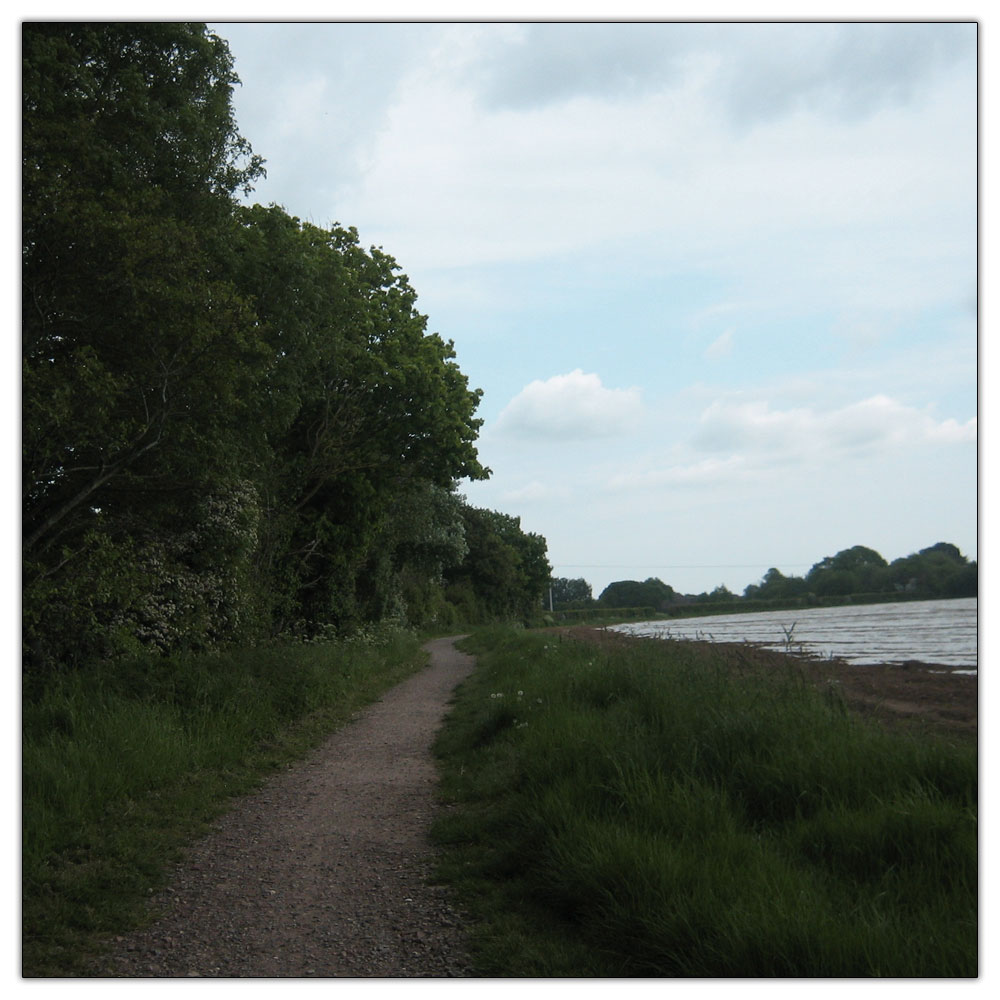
[221,22,435,207]
[342,24,973,339]
[693,394,976,458]
[468,22,692,110]
[494,369,643,440]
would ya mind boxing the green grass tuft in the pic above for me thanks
[431,628,977,977]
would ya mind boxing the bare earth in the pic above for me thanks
[97,636,475,978]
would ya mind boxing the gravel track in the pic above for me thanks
[98,637,475,978]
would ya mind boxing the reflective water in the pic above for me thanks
[607,597,978,671]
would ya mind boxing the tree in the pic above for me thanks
[23,22,269,665]
[707,584,737,603]
[744,567,807,601]
[807,545,888,596]
[550,577,593,607]
[22,23,496,664]
[224,205,489,632]
[598,578,674,609]
[444,506,551,622]
[887,543,977,598]
[22,22,266,526]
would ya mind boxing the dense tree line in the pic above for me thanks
[23,22,549,671]
[742,542,977,602]
[548,542,976,613]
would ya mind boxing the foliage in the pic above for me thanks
[23,23,269,663]
[807,545,889,596]
[742,543,977,603]
[221,203,488,635]
[22,22,501,670]
[549,577,594,609]
[432,629,977,977]
[443,507,552,623]
[741,567,810,602]
[884,543,978,598]
[598,577,674,609]
[693,583,738,603]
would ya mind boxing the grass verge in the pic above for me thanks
[431,627,977,977]
[22,628,426,977]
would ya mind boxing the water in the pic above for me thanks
[606,597,978,671]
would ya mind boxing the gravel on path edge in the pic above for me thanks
[97,636,477,978]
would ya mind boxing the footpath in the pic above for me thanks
[98,637,475,977]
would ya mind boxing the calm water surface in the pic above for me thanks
[607,597,977,671]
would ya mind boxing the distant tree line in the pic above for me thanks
[23,22,550,672]
[549,542,977,613]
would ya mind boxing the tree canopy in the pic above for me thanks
[22,22,540,670]
[580,542,975,614]
[742,543,975,603]
[598,578,675,610]
[549,577,593,608]
[443,508,551,623]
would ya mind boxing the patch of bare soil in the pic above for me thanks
[95,637,475,978]
[558,626,978,738]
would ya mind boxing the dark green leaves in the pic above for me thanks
[23,23,502,666]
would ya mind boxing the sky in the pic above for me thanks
[205,16,978,599]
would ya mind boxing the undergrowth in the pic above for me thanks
[431,627,977,977]
[22,629,425,976]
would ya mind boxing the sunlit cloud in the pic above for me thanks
[494,369,643,440]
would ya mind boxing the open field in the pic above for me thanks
[606,597,977,670]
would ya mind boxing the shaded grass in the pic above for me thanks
[22,631,426,976]
[431,627,977,977]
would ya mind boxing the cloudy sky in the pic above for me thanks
[211,16,978,598]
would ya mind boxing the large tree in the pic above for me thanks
[444,507,551,622]
[23,23,265,550]
[23,23,494,665]
[598,578,675,609]
[224,205,488,632]
[550,577,593,607]
[806,545,889,596]
[23,23,270,664]
[887,543,977,598]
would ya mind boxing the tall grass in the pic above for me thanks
[22,629,425,976]
[431,628,977,977]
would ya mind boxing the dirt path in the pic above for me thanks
[98,637,475,978]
